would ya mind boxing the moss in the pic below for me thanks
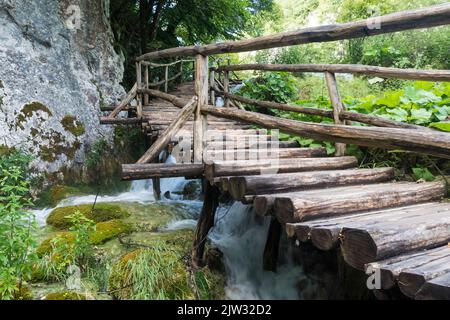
[37,220,131,256]
[61,115,85,137]
[16,102,52,129]
[108,229,225,300]
[90,220,132,244]
[44,292,87,300]
[0,79,3,88]
[39,132,81,162]
[47,203,130,230]
[0,145,14,156]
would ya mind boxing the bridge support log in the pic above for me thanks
[263,217,282,272]
[192,183,220,268]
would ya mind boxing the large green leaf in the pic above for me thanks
[429,121,450,132]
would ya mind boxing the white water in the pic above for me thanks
[209,202,309,300]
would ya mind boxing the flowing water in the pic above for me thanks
[31,154,307,299]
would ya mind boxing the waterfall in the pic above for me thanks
[209,202,310,300]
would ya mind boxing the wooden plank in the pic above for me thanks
[121,163,204,180]
[275,181,446,224]
[365,243,450,290]
[194,55,208,163]
[286,203,440,247]
[205,156,358,181]
[137,4,450,60]
[216,64,450,82]
[325,72,346,156]
[340,200,450,270]
[415,271,450,300]
[100,117,146,125]
[136,97,197,164]
[233,167,394,201]
[205,147,327,162]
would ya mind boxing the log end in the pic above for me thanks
[254,196,273,216]
[398,271,426,299]
[274,197,295,224]
[310,228,338,251]
[285,223,296,238]
[341,228,378,270]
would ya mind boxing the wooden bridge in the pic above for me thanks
[100,4,450,300]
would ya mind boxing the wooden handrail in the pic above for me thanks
[142,89,450,158]
[215,64,450,82]
[216,91,426,130]
[108,83,137,119]
[136,96,198,164]
[137,4,450,61]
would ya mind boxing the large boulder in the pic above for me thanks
[0,0,125,183]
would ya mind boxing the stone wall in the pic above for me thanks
[0,0,125,185]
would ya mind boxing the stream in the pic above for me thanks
[31,156,307,300]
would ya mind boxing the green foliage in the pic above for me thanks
[412,167,435,182]
[344,82,450,127]
[0,150,37,300]
[66,211,96,271]
[239,72,299,105]
[86,139,108,169]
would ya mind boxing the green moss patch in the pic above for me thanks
[61,115,85,137]
[108,229,225,300]
[90,220,132,244]
[37,220,132,256]
[16,102,52,130]
[47,203,130,229]
[44,292,87,300]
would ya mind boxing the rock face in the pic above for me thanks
[0,0,124,183]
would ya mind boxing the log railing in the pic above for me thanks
[133,3,450,160]
[130,3,450,268]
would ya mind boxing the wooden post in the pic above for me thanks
[263,217,282,272]
[210,69,216,106]
[192,182,220,267]
[179,61,183,84]
[144,65,149,105]
[194,54,208,163]
[136,62,143,118]
[164,65,169,93]
[223,70,230,108]
[325,72,346,156]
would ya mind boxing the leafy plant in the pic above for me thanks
[239,72,299,106]
[0,150,37,300]
[86,139,108,169]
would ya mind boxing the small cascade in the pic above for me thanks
[209,202,310,300]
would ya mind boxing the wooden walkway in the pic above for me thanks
[100,5,450,300]
[101,81,450,300]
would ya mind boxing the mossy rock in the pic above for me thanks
[36,185,90,207]
[90,220,132,244]
[61,115,85,137]
[37,220,132,256]
[108,229,225,300]
[47,203,130,229]
[43,292,87,300]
